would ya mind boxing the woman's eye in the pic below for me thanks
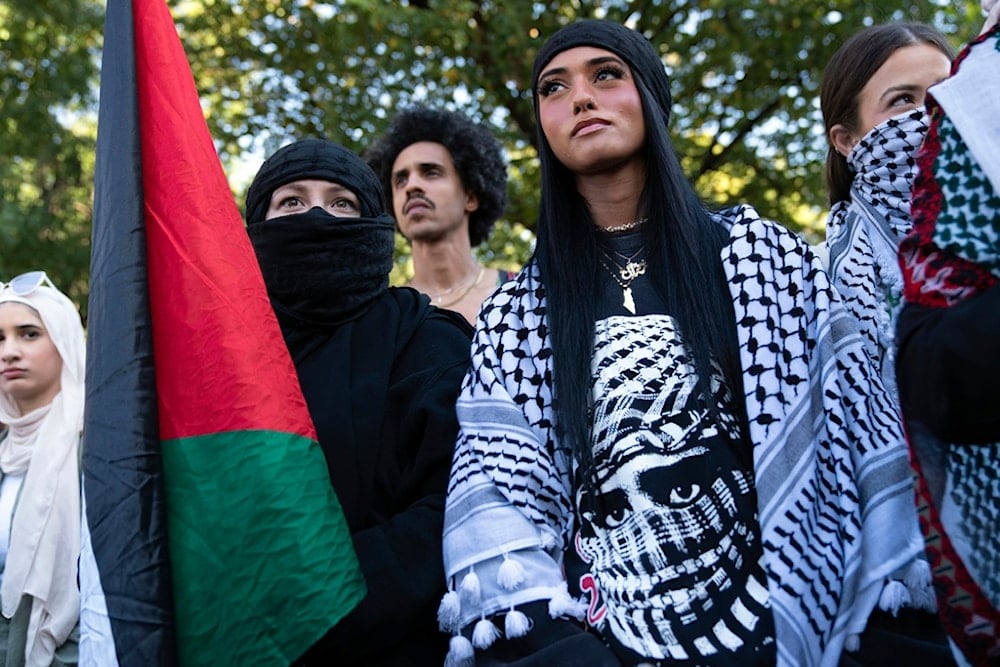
[891,93,916,107]
[280,197,303,208]
[593,488,630,529]
[668,484,700,506]
[595,66,624,82]
[537,80,562,97]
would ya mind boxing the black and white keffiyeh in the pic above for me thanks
[442,206,927,666]
[825,108,929,400]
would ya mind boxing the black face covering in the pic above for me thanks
[247,207,396,329]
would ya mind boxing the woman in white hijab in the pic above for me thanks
[0,272,85,666]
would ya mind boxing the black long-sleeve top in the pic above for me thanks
[290,287,472,666]
[896,283,1000,444]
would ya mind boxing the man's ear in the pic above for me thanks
[465,191,480,214]
[829,123,857,158]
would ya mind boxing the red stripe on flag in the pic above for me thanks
[131,0,313,442]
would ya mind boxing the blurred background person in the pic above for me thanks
[0,271,85,666]
[366,106,512,324]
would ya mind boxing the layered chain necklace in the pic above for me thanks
[425,264,485,308]
[599,245,647,314]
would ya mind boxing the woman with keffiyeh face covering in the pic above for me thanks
[0,272,84,666]
[816,23,959,666]
[440,19,932,667]
[244,139,473,665]
[820,23,953,403]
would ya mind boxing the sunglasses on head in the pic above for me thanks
[0,271,54,296]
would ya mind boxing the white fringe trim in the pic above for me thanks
[472,618,501,649]
[878,580,911,616]
[540,532,557,550]
[504,608,532,638]
[444,635,474,667]
[903,560,937,611]
[442,579,585,659]
[497,553,526,590]
[547,585,588,621]
[460,567,481,605]
[437,589,462,633]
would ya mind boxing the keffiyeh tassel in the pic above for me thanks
[438,586,462,633]
[504,606,532,638]
[903,559,936,611]
[472,617,501,649]
[540,532,557,551]
[877,580,912,616]
[548,585,588,621]
[444,635,475,667]
[497,553,526,590]
[460,567,481,605]
[877,558,936,616]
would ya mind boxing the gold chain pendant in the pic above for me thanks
[619,260,646,282]
[599,254,644,315]
[622,286,636,314]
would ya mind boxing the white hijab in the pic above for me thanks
[0,282,85,666]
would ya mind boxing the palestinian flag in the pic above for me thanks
[79,0,365,665]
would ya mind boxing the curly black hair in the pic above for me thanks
[365,106,507,247]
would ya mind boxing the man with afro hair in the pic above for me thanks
[366,106,510,324]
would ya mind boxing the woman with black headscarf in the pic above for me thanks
[245,138,472,665]
[440,20,928,667]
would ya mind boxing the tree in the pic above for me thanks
[174,0,981,251]
[0,0,103,316]
[1,0,988,310]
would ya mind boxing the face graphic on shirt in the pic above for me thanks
[577,315,770,663]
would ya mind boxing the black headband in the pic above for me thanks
[245,139,386,224]
[531,19,673,126]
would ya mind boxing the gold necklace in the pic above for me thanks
[434,265,485,308]
[599,250,646,314]
[600,217,648,233]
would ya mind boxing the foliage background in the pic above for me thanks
[0,0,990,318]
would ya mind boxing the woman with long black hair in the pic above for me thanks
[440,19,928,667]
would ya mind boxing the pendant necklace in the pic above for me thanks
[599,246,646,314]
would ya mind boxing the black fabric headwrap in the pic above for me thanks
[245,137,396,328]
[531,19,673,126]
[245,138,385,225]
[247,208,395,329]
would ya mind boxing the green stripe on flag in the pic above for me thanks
[162,430,365,665]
